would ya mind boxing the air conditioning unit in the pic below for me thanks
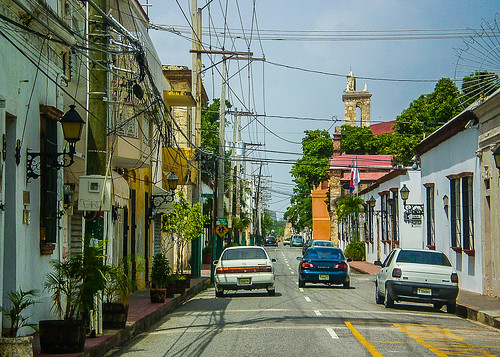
[78,175,112,212]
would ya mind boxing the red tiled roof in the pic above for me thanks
[340,171,389,181]
[371,120,396,135]
[330,154,392,169]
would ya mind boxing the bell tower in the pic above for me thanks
[342,71,372,127]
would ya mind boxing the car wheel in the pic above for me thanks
[267,288,276,296]
[215,286,224,298]
[375,284,384,304]
[433,302,444,311]
[384,285,394,308]
[298,279,305,288]
[343,280,350,289]
[447,301,456,314]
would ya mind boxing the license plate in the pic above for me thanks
[238,278,251,285]
[417,288,432,296]
[319,274,329,280]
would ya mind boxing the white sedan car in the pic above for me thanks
[214,246,276,297]
[375,248,459,313]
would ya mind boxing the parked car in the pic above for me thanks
[302,238,313,255]
[375,248,459,313]
[291,235,304,247]
[213,246,276,297]
[297,247,351,288]
[283,237,291,246]
[311,240,333,248]
[264,236,278,246]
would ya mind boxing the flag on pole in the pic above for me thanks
[353,159,360,192]
[349,161,355,194]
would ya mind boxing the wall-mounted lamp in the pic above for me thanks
[27,105,85,180]
[400,184,424,224]
[367,196,376,208]
[150,172,179,211]
[493,144,500,176]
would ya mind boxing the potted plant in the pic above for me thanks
[39,236,108,354]
[102,258,135,329]
[167,273,189,295]
[150,253,171,303]
[0,288,38,357]
[202,244,212,264]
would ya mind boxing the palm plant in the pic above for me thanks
[335,195,364,241]
[0,288,38,337]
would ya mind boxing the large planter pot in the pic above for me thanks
[150,288,167,303]
[0,336,33,357]
[39,319,86,354]
[102,302,129,329]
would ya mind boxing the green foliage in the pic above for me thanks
[44,236,108,320]
[200,99,233,183]
[461,70,500,108]
[336,195,364,241]
[150,253,171,289]
[0,288,38,337]
[103,257,136,307]
[344,241,365,261]
[162,191,209,272]
[232,211,251,231]
[261,210,274,237]
[286,130,332,232]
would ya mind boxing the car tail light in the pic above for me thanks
[301,262,315,268]
[392,268,402,278]
[216,266,272,274]
[333,263,348,269]
[451,272,458,284]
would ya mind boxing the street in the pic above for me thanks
[111,245,500,357]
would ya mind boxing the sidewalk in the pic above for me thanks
[33,269,212,357]
[350,260,500,330]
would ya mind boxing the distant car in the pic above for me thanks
[283,237,291,246]
[214,246,276,297]
[311,240,334,248]
[291,235,304,247]
[375,248,459,313]
[297,247,351,288]
[264,236,278,246]
[302,238,313,255]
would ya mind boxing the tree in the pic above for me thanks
[335,195,364,241]
[461,70,499,108]
[162,192,208,273]
[285,130,333,232]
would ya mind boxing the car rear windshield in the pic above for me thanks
[312,241,333,247]
[221,248,267,260]
[293,237,303,242]
[396,250,452,266]
[304,248,344,260]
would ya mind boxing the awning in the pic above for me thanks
[111,171,129,208]
[152,185,174,213]
[163,90,196,107]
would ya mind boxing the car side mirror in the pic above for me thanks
[213,260,219,265]
[347,258,352,262]
[374,260,382,267]
[296,257,302,261]
[272,258,277,262]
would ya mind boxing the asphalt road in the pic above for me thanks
[111,245,500,357]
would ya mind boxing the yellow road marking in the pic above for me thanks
[345,321,383,357]
[394,324,448,357]
[395,323,498,357]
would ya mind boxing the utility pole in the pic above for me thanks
[228,110,237,234]
[87,0,108,335]
[253,164,262,245]
[190,0,202,278]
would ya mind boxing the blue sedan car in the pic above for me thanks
[297,247,351,288]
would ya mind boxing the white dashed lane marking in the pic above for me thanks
[314,310,322,316]
[304,296,311,302]
[299,288,304,292]
[326,327,339,339]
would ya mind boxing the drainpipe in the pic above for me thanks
[0,95,4,325]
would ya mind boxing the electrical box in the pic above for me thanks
[78,175,112,212]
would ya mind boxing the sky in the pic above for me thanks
[145,1,499,219]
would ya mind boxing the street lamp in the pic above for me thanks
[26,105,85,180]
[399,184,424,224]
[151,172,179,209]
[367,196,376,208]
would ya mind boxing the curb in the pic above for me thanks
[93,278,210,357]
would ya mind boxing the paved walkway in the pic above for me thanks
[350,260,500,330]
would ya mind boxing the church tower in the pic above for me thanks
[342,71,372,127]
